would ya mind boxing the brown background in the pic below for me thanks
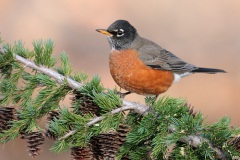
[1,0,240,159]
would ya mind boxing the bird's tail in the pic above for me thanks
[193,67,226,74]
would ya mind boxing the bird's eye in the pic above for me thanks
[116,29,124,37]
[118,30,123,35]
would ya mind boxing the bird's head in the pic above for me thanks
[96,20,137,50]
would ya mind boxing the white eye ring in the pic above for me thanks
[116,29,124,37]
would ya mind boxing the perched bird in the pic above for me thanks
[96,20,226,97]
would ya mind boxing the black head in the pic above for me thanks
[96,20,137,50]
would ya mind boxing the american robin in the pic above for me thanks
[96,20,226,97]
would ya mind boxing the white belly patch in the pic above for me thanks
[174,72,192,82]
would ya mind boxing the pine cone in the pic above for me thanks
[117,123,130,144]
[91,133,119,159]
[45,110,60,140]
[184,103,197,117]
[25,131,45,158]
[229,136,240,151]
[47,110,60,121]
[0,107,16,133]
[71,145,94,160]
[90,124,130,159]
[117,124,131,160]
[71,90,100,116]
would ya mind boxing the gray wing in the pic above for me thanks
[134,37,197,73]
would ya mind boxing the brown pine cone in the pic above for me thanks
[25,131,45,158]
[45,110,60,140]
[90,124,130,159]
[71,90,100,116]
[229,136,240,151]
[71,145,94,160]
[0,107,16,133]
[184,103,197,117]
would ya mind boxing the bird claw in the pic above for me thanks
[145,96,158,106]
[144,96,158,114]
[116,91,131,99]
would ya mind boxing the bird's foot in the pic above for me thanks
[116,91,131,99]
[145,95,158,113]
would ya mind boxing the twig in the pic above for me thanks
[168,126,226,159]
[180,135,226,159]
[58,102,148,140]
[86,104,140,126]
[58,130,76,141]
[0,47,82,89]
[0,46,226,159]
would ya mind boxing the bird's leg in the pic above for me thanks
[145,95,158,113]
[117,91,132,99]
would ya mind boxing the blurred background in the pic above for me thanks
[0,0,240,159]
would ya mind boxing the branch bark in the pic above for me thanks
[59,104,147,140]
[179,135,226,159]
[0,47,82,89]
[0,46,226,159]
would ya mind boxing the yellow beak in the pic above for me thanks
[96,29,113,36]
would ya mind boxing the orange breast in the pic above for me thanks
[109,49,174,95]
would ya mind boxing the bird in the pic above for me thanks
[96,20,226,97]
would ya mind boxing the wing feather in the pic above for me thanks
[134,37,197,73]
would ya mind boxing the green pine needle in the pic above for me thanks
[51,140,69,153]
[0,43,14,67]
[0,79,17,105]
[14,40,33,59]
[60,51,72,76]
[72,71,88,82]
[97,113,123,133]
[128,145,150,160]
[93,89,122,113]
[35,73,57,87]
[33,39,56,67]
[33,39,44,65]
[204,117,232,147]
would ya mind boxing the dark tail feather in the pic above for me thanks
[193,67,226,74]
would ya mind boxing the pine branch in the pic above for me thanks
[0,46,81,89]
[59,103,148,140]
[0,46,147,112]
[178,135,226,159]
[0,45,232,159]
